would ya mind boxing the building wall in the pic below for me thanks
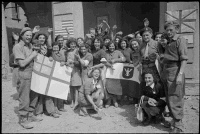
[82,2,122,36]
[167,2,199,82]
[121,2,160,35]
[24,2,53,28]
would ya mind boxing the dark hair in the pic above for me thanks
[95,26,103,36]
[129,38,141,50]
[115,35,122,41]
[35,33,48,45]
[66,37,78,48]
[107,41,117,51]
[88,67,102,80]
[161,33,168,40]
[52,41,58,46]
[103,35,111,41]
[24,23,29,27]
[164,21,180,30]
[55,35,64,42]
[142,68,158,83]
[77,37,84,42]
[118,38,129,50]
[114,36,122,49]
[91,36,104,51]
[154,32,162,40]
[79,43,89,49]
[135,31,141,36]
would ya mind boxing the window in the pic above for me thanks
[5,2,20,21]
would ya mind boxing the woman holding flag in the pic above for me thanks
[104,41,126,108]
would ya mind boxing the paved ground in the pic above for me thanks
[2,74,199,133]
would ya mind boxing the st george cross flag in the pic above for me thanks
[31,54,72,100]
[105,63,141,99]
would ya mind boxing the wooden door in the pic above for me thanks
[165,8,198,79]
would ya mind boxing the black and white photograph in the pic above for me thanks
[1,2,199,133]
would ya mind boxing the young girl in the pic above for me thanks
[64,38,82,109]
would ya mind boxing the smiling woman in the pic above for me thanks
[140,69,167,126]
[78,68,104,116]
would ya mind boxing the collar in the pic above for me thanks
[108,50,116,54]
[19,40,25,46]
[19,40,32,47]
[143,38,153,45]
[93,79,98,85]
[172,34,179,41]
[150,83,155,89]
[146,82,155,89]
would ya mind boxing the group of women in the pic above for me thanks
[10,21,170,127]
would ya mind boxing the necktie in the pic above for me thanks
[144,43,149,58]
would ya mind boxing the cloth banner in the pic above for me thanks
[31,54,72,100]
[105,63,141,98]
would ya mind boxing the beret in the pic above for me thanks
[164,21,180,30]
[140,27,153,35]
[20,27,32,36]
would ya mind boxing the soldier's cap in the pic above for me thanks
[140,27,153,35]
[164,21,180,30]
[20,27,32,36]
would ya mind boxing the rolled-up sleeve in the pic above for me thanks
[13,44,25,61]
[177,37,188,61]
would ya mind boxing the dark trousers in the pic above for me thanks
[30,91,55,115]
[161,66,185,129]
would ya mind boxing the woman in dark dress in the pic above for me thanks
[140,69,169,127]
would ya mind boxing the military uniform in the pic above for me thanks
[160,28,188,131]
[140,37,160,82]
[13,40,34,116]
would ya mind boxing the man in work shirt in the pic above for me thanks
[160,21,188,133]
[13,27,43,129]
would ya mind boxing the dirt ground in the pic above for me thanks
[2,74,199,133]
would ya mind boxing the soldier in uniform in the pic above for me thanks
[13,27,42,129]
[160,21,188,133]
[139,26,160,83]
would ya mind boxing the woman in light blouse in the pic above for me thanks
[105,41,126,108]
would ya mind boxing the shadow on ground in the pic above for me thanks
[118,101,171,133]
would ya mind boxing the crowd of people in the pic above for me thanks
[9,18,188,133]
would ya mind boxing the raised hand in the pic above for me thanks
[65,28,70,34]
[116,31,123,35]
[112,25,117,30]
[32,25,40,33]
[128,34,134,38]
[47,27,53,33]
[12,32,19,41]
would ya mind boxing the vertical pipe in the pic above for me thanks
[159,2,167,32]
[2,3,10,73]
